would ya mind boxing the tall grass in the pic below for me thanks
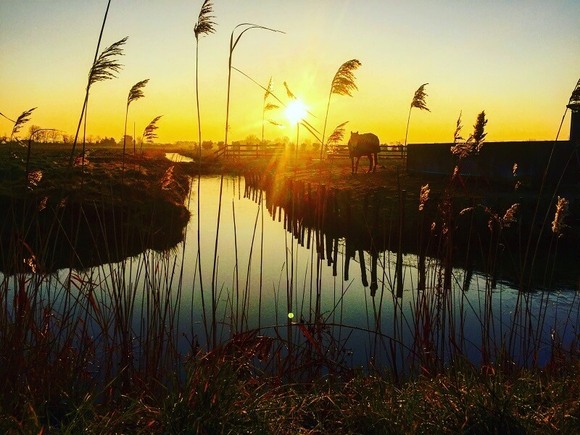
[224,23,284,147]
[193,0,217,347]
[403,82,430,147]
[320,59,361,159]
[123,79,149,168]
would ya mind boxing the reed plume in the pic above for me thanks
[10,107,37,139]
[419,184,430,211]
[283,81,296,100]
[327,121,349,145]
[453,111,463,144]
[471,110,487,151]
[143,115,162,143]
[551,196,569,237]
[320,59,361,158]
[411,83,430,111]
[127,79,149,106]
[262,77,278,145]
[404,83,430,147]
[264,76,273,101]
[330,59,362,96]
[568,78,580,105]
[88,37,128,87]
[450,110,487,158]
[68,33,127,167]
[194,0,216,40]
[123,79,149,159]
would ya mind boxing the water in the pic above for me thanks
[2,175,578,374]
[172,176,580,368]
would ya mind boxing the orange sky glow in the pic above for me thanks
[1,1,579,145]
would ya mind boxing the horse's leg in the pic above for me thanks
[366,154,373,173]
[355,156,361,173]
[350,157,355,174]
[372,152,378,172]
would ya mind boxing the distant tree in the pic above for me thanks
[244,134,260,145]
[98,137,116,146]
[28,125,45,142]
[46,129,60,143]
[202,140,214,151]
[119,135,133,147]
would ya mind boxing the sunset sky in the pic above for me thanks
[1,1,579,145]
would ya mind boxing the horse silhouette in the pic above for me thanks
[348,131,380,174]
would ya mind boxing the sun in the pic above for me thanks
[285,99,308,126]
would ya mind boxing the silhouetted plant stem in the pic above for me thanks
[194,0,216,346]
[68,0,112,168]
[522,103,572,291]
[122,79,148,173]
[320,59,361,160]
[403,83,430,147]
[224,23,283,147]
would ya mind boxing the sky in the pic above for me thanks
[1,0,579,145]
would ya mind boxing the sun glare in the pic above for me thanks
[285,99,308,126]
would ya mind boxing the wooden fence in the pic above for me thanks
[213,143,407,160]
[326,144,407,160]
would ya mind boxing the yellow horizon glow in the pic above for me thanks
[0,1,578,145]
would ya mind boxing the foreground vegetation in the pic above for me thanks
[0,143,577,433]
[1,348,578,434]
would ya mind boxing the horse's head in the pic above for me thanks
[348,131,359,146]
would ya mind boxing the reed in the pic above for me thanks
[193,0,217,347]
[403,82,430,147]
[320,59,361,160]
[224,23,284,147]
[261,77,278,146]
[122,79,149,167]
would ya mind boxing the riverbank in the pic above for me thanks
[0,145,191,272]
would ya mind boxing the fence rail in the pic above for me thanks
[213,144,285,159]
[213,143,407,160]
[326,144,407,160]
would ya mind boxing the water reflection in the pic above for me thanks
[166,152,193,163]
[174,176,579,368]
[1,175,577,377]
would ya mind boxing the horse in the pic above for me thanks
[347,131,380,174]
